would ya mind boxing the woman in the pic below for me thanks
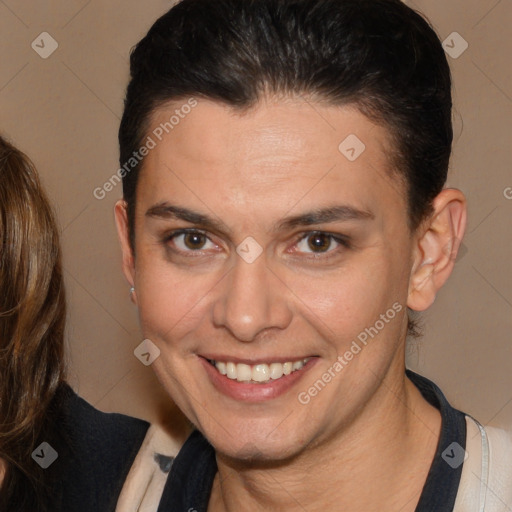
[0,136,156,511]
[0,135,66,511]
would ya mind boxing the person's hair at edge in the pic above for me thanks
[119,0,453,338]
[0,136,66,511]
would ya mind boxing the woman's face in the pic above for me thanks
[117,97,417,461]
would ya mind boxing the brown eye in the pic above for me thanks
[294,232,348,257]
[306,233,332,253]
[183,232,207,250]
[168,230,216,253]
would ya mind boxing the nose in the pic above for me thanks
[212,254,293,342]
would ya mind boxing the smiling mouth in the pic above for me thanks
[207,358,311,384]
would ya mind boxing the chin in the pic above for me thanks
[199,416,310,464]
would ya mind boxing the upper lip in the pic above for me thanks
[200,354,315,365]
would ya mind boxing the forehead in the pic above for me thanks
[137,97,406,226]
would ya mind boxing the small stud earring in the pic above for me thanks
[130,286,135,294]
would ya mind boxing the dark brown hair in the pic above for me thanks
[120,0,452,243]
[0,136,66,510]
[119,0,452,337]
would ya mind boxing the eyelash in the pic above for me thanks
[162,228,218,256]
[162,228,350,261]
[162,228,351,261]
[293,231,350,259]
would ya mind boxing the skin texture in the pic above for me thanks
[115,96,466,511]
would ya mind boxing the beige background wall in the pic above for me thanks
[0,0,510,431]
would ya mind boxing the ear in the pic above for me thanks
[407,188,467,311]
[114,199,137,304]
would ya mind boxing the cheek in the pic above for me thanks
[135,256,217,340]
[286,256,403,343]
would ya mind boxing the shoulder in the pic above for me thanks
[156,430,217,511]
[407,371,512,510]
[116,423,184,512]
[55,382,149,447]
[48,382,150,512]
[457,417,512,511]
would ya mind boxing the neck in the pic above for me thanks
[209,370,441,512]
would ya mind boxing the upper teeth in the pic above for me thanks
[212,358,310,383]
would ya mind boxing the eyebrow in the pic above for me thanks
[145,203,374,234]
[146,203,227,233]
[274,205,374,231]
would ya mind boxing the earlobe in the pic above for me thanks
[129,286,137,305]
[114,200,137,297]
[408,262,437,310]
[407,188,467,312]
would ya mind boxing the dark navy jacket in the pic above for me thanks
[43,384,149,512]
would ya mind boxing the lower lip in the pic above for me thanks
[200,357,317,403]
